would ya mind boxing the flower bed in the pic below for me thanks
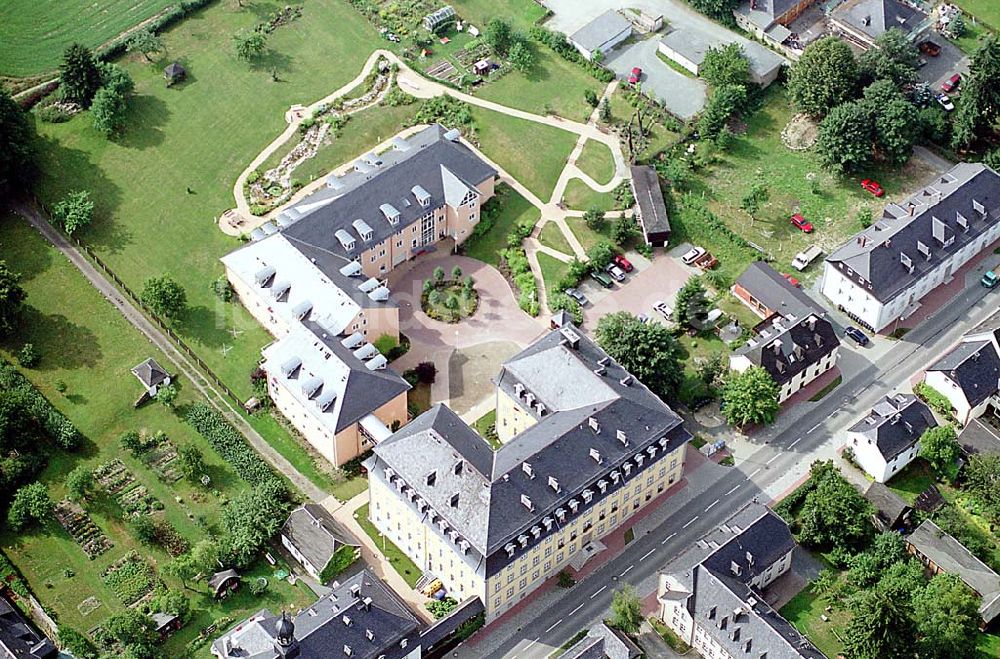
[420,280,479,323]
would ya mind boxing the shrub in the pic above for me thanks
[548,293,583,325]
[319,545,358,582]
[36,104,72,123]
[415,362,437,384]
[211,276,234,302]
[914,382,954,420]
[426,597,458,619]
[0,359,81,449]
[342,449,373,478]
[249,577,269,596]
[17,343,40,367]
[184,404,285,491]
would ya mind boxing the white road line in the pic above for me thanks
[545,619,563,633]
[747,468,761,480]
[569,603,585,616]
[682,516,699,529]
[725,484,740,495]
[619,565,634,577]
[766,454,781,465]
[788,437,802,449]
[661,532,677,545]
[639,548,656,562]
[807,422,821,434]
[591,585,607,599]
[525,638,539,651]
[705,499,720,512]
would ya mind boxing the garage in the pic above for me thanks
[568,9,633,61]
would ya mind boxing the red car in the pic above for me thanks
[782,273,801,287]
[941,73,961,93]
[613,254,634,272]
[628,66,642,84]
[861,179,884,197]
[790,213,814,233]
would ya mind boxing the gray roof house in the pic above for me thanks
[959,417,1000,457]
[907,519,1000,627]
[131,357,169,389]
[629,165,670,247]
[925,328,1000,424]
[863,481,912,532]
[0,594,57,659]
[280,504,359,581]
[732,313,839,394]
[561,622,642,659]
[848,393,937,482]
[733,0,811,47]
[658,26,785,87]
[830,0,928,47]
[733,261,826,320]
[568,10,633,60]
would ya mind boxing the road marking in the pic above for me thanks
[747,468,761,480]
[807,422,821,434]
[545,619,563,633]
[640,548,656,562]
[682,516,699,529]
[661,532,677,545]
[591,585,607,599]
[725,484,740,495]
[705,499,720,512]
[788,437,802,449]
[766,454,781,465]
[619,565,634,577]
[525,638,539,651]
[569,603,585,616]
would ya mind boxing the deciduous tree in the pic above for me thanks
[858,28,920,87]
[233,29,268,64]
[721,366,780,427]
[962,453,1000,522]
[584,206,607,231]
[484,18,514,56]
[91,85,129,137]
[788,37,859,118]
[700,43,750,90]
[920,424,960,478]
[7,482,52,531]
[912,572,980,659]
[816,101,874,172]
[178,444,207,482]
[141,275,187,319]
[52,189,94,235]
[843,581,917,659]
[127,28,164,62]
[951,35,1000,148]
[0,261,26,338]
[609,584,642,634]
[596,312,683,401]
[698,84,747,138]
[220,481,288,566]
[797,461,873,551]
[0,89,37,193]
[66,465,95,501]
[508,40,535,74]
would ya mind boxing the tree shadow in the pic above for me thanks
[177,305,235,350]
[7,307,101,371]
[252,49,294,76]
[1,223,54,283]
[118,93,170,151]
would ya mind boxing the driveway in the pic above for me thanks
[604,37,707,120]
[916,33,968,91]
[581,250,692,326]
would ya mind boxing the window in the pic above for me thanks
[506,587,513,597]
[519,578,527,589]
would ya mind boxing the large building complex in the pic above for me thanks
[821,163,1000,332]
[365,327,692,621]
[221,125,497,465]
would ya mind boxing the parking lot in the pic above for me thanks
[915,34,969,91]
[604,38,707,120]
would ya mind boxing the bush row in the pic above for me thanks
[95,0,217,61]
[184,403,285,491]
[913,382,955,421]
[0,359,81,449]
[528,26,615,83]
[500,220,539,316]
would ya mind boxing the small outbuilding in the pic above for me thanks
[863,482,912,533]
[280,504,359,583]
[569,10,633,61]
[131,357,171,407]
[150,612,183,640]
[658,26,784,87]
[208,569,241,599]
[423,5,456,33]
[163,62,186,85]
[629,165,670,247]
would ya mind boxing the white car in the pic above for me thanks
[936,93,954,112]
[605,263,626,282]
[653,300,673,320]
[681,247,706,265]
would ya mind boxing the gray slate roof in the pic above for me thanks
[733,0,803,29]
[131,357,169,388]
[736,313,839,386]
[927,331,1000,407]
[629,165,670,237]
[959,418,1000,456]
[826,163,1000,303]
[908,520,1000,624]
[0,593,57,659]
[368,328,690,573]
[562,623,642,659]
[735,261,825,318]
[863,482,911,528]
[659,26,784,77]
[281,504,358,573]
[831,0,926,39]
[569,10,632,53]
[848,394,936,461]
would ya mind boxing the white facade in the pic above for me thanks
[849,430,920,483]
[729,348,838,403]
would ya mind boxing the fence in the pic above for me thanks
[31,196,245,409]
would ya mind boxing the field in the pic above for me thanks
[574,139,615,185]
[0,213,315,653]
[780,584,849,659]
[955,0,1000,28]
[564,217,612,252]
[538,222,573,255]
[536,252,568,294]
[562,178,615,211]
[0,0,176,76]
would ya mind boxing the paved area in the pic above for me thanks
[448,341,520,415]
[604,37,707,120]
[581,248,692,325]
[916,33,968,90]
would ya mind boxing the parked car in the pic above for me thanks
[919,40,941,56]
[613,254,634,272]
[782,273,801,287]
[565,287,589,305]
[628,66,642,84]
[936,93,955,112]
[590,270,614,288]
[941,73,961,93]
[637,313,650,324]
[790,213,814,233]
[844,326,870,346]
[682,246,706,265]
[982,270,998,288]
[861,179,884,197]
[653,300,673,320]
[605,263,627,282]
[792,245,823,271]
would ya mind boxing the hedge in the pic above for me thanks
[184,403,284,490]
[913,382,955,421]
[529,26,615,83]
[0,359,81,449]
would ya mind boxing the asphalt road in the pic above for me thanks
[464,280,1000,659]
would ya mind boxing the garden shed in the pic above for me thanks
[423,6,456,33]
[163,62,186,85]
[208,569,241,599]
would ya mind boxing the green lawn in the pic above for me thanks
[538,222,573,255]
[470,106,577,201]
[0,213,315,650]
[408,381,433,416]
[953,19,993,56]
[356,503,422,588]
[453,0,547,30]
[0,0,176,76]
[472,409,501,449]
[463,185,540,266]
[886,460,937,505]
[780,584,849,659]
[536,252,569,294]
[564,217,612,252]
[562,178,615,211]
[575,139,615,185]
[955,0,1000,29]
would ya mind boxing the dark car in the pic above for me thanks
[564,287,589,305]
[941,73,961,93]
[919,40,942,56]
[590,270,614,288]
[844,326,870,346]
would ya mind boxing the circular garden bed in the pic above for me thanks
[421,274,479,323]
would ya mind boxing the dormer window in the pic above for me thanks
[522,462,534,479]
[548,476,560,493]
[590,448,603,464]
[352,218,374,242]
[379,203,401,225]
[426,471,437,487]
[412,185,431,207]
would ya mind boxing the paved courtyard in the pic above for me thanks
[604,37,707,120]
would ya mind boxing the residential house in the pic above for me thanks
[365,327,692,622]
[863,482,913,533]
[657,503,826,659]
[0,593,57,659]
[729,313,840,404]
[568,10,632,61]
[629,165,670,247]
[280,504,360,582]
[829,0,929,49]
[732,261,826,320]
[733,0,817,55]
[907,519,1000,628]
[847,394,937,483]
[658,26,785,87]
[924,327,1000,425]
[959,417,1000,457]
[561,622,642,659]
[821,163,1000,333]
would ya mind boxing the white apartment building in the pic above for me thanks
[847,393,937,483]
[924,328,1000,426]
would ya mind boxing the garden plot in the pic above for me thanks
[102,552,155,606]
[94,460,162,516]
[426,59,462,83]
[145,440,182,483]
[52,500,113,559]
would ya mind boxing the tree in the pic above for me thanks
[98,61,135,97]
[863,81,919,166]
[130,514,158,545]
[612,215,637,246]
[162,553,198,589]
[951,35,1000,148]
[66,465,95,501]
[739,180,769,224]
[816,101,874,172]
[700,43,750,90]
[788,37,859,118]
[433,266,445,282]
[151,588,191,623]
[233,29,267,63]
[797,461,873,551]
[484,18,514,56]
[127,28,164,62]
[697,351,726,388]
[584,206,607,231]
[451,265,462,279]
[141,275,187,319]
[97,609,158,657]
[508,40,534,74]
[220,481,288,566]
[698,84,747,138]
[52,190,94,235]
[858,28,920,87]
[964,453,1000,522]
[912,572,980,659]
[178,444,206,482]
[673,277,709,328]
[844,532,906,593]
[949,12,967,39]
[7,482,52,531]
[843,582,917,659]
[59,43,102,107]
[584,89,599,107]
[687,0,740,22]
[585,241,615,270]
[0,262,26,338]
[426,597,458,619]
[609,584,642,634]
[598,98,611,123]
[156,383,178,407]
[17,342,39,367]
[190,538,222,574]
[920,424,960,478]
[595,312,683,401]
[0,89,37,194]
[721,367,780,427]
[91,85,129,137]
[119,430,144,454]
